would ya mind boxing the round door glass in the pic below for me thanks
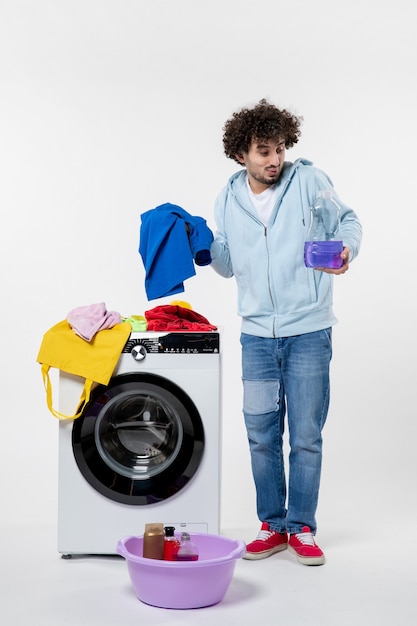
[72,373,204,505]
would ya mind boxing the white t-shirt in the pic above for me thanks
[246,176,277,227]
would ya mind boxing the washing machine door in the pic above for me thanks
[72,373,204,505]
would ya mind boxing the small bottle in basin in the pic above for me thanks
[163,526,180,560]
[143,522,164,560]
[174,532,199,561]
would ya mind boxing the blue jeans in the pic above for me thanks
[241,329,332,535]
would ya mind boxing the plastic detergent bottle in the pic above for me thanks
[304,189,343,269]
[142,523,164,560]
[163,526,180,561]
[174,532,199,561]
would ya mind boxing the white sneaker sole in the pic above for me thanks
[288,545,325,566]
[243,544,287,561]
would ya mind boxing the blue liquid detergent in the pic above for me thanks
[304,240,343,269]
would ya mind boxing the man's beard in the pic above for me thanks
[253,171,280,186]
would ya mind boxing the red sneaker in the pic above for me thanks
[243,522,288,560]
[288,526,325,565]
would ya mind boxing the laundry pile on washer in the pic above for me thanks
[37,301,217,421]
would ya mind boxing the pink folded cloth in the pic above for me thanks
[66,302,122,342]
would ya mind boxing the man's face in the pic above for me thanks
[236,137,286,194]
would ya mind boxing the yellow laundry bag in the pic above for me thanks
[37,319,131,420]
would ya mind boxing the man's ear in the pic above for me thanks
[235,153,245,164]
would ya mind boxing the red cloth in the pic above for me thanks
[144,305,217,331]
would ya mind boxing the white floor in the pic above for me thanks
[1,522,416,626]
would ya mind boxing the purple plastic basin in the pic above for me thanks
[117,533,246,609]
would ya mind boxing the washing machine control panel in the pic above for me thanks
[123,332,220,355]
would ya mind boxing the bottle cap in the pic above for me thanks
[144,522,164,536]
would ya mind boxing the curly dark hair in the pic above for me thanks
[223,99,303,164]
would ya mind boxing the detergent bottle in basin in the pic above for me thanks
[174,532,199,561]
[163,526,180,561]
[143,523,164,560]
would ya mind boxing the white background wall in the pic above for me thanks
[1,0,416,535]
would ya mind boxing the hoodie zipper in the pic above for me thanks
[229,160,308,337]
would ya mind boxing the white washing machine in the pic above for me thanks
[57,331,221,557]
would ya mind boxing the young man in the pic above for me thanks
[210,99,362,565]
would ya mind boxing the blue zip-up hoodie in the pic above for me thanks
[210,159,362,338]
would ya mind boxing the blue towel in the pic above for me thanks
[139,203,214,301]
